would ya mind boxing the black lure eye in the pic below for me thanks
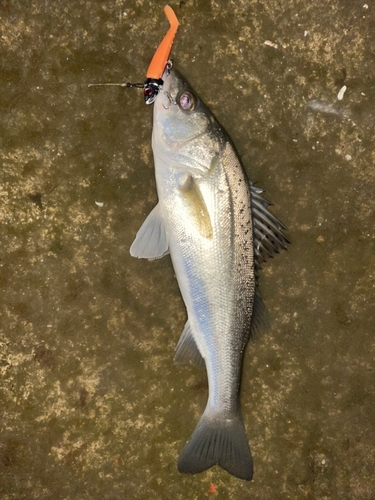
[179,91,196,111]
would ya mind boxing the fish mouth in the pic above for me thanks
[157,67,191,110]
[161,90,177,109]
[152,67,175,110]
[156,69,179,110]
[160,67,184,99]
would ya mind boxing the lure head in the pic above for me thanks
[143,78,164,105]
[144,60,173,105]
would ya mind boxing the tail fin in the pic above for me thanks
[177,413,253,481]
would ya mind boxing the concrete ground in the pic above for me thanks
[1,1,375,498]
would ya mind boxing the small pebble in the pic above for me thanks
[337,85,347,101]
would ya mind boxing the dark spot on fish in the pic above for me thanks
[34,345,56,370]
[28,192,43,210]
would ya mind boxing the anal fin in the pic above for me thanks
[174,320,205,369]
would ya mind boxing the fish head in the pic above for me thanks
[154,67,210,141]
[152,67,221,174]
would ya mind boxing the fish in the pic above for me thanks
[130,63,289,481]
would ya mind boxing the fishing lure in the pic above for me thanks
[89,5,179,104]
[144,5,179,104]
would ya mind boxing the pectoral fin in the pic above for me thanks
[130,203,169,260]
[179,175,213,239]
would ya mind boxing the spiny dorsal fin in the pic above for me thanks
[250,184,290,273]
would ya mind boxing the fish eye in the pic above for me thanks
[178,91,196,111]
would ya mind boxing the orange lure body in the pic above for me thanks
[147,5,179,79]
[143,5,179,104]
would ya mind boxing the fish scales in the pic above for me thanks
[160,141,255,404]
[130,66,289,480]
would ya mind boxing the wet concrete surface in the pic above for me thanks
[1,0,375,498]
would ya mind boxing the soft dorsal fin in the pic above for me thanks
[248,288,270,340]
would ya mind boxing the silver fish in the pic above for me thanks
[130,66,289,480]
